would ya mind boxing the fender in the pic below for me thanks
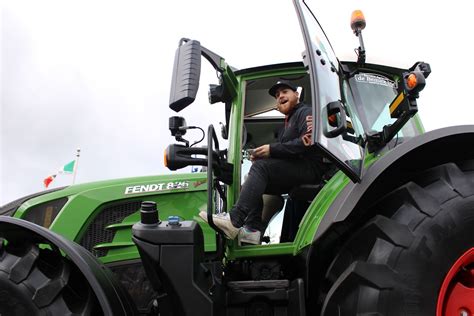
[303,125,474,304]
[0,216,138,316]
[313,125,474,243]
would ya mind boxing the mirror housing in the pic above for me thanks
[323,101,347,138]
[169,39,202,112]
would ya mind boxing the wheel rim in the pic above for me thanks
[437,247,474,316]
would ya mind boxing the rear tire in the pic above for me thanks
[0,239,101,315]
[319,162,474,315]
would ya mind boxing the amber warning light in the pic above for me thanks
[405,72,426,93]
[406,73,418,89]
[351,10,366,33]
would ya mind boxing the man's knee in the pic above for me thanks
[250,159,271,175]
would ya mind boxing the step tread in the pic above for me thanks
[227,279,289,290]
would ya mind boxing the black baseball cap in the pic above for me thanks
[268,80,297,97]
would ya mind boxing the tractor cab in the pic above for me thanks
[164,0,430,251]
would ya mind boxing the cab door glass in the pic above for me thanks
[297,0,364,181]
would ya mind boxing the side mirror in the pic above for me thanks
[323,101,347,138]
[169,39,202,112]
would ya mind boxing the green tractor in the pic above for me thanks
[2,1,474,315]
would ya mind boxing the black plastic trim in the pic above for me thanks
[0,187,67,216]
[0,216,138,315]
[234,62,304,76]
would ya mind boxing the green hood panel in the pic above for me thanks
[13,172,216,257]
[15,172,208,217]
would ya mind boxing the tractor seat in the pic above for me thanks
[289,183,324,202]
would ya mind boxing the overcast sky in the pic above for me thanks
[1,0,474,205]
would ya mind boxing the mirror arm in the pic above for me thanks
[366,110,412,153]
[201,46,225,73]
[355,30,366,65]
[180,37,225,73]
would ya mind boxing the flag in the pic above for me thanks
[43,160,76,188]
[43,175,56,188]
[58,160,76,174]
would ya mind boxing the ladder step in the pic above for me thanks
[227,279,289,290]
[227,280,290,305]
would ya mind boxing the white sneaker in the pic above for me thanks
[238,226,261,245]
[199,211,239,240]
[199,210,210,223]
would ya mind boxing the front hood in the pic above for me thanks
[13,172,207,218]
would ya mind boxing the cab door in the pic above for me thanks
[293,0,364,182]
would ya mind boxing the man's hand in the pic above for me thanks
[305,115,313,133]
[250,144,270,160]
[302,115,313,146]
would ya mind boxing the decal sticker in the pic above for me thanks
[193,179,207,188]
[124,181,189,195]
[354,73,397,89]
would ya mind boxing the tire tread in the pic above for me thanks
[319,161,474,315]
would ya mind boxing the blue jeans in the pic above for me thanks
[230,157,322,232]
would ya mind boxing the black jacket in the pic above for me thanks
[269,102,314,159]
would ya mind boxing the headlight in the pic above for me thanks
[23,197,68,228]
[0,187,67,226]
